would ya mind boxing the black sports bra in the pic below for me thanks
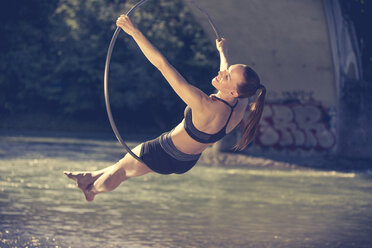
[183,96,238,144]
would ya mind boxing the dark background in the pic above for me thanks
[0,0,370,136]
[340,0,372,81]
[0,0,218,135]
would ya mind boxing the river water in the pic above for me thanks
[0,135,372,248]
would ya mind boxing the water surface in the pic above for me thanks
[1,136,371,247]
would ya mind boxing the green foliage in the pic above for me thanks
[0,0,59,113]
[0,0,218,130]
[117,0,218,127]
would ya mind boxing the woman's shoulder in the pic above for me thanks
[187,95,219,117]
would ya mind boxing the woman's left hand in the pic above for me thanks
[116,15,138,36]
[216,38,228,54]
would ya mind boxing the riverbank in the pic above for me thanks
[0,112,162,141]
[200,148,372,172]
[1,130,371,172]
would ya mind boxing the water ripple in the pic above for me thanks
[0,136,371,247]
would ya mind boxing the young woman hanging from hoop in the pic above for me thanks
[65,15,266,201]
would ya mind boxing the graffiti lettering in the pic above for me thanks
[256,102,336,151]
[281,90,314,102]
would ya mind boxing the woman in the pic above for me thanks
[65,15,266,201]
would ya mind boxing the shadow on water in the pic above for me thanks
[1,134,372,247]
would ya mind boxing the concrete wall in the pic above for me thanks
[184,0,340,157]
[337,80,372,160]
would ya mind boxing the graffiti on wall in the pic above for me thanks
[256,101,336,151]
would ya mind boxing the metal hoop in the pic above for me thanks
[104,0,221,163]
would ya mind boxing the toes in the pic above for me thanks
[64,171,72,178]
[64,171,77,180]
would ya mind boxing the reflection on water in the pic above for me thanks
[1,136,372,248]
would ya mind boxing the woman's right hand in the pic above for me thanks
[116,15,138,36]
[216,38,228,54]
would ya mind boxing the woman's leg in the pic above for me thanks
[64,144,153,201]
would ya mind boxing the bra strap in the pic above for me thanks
[214,96,238,109]
[224,108,234,127]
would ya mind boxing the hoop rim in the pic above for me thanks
[104,0,221,163]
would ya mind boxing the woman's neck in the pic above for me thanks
[214,91,238,106]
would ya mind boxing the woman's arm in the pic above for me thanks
[216,38,229,71]
[116,15,210,110]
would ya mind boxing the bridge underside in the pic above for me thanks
[184,0,340,157]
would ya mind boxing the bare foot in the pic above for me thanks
[64,171,102,202]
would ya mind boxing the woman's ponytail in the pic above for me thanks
[233,85,266,151]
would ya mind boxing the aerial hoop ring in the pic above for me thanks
[104,0,221,163]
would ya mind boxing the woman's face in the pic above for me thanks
[212,64,246,96]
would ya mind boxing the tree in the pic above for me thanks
[0,0,59,113]
[0,0,219,132]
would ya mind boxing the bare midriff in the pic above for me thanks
[170,121,211,155]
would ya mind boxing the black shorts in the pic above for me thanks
[140,132,201,175]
